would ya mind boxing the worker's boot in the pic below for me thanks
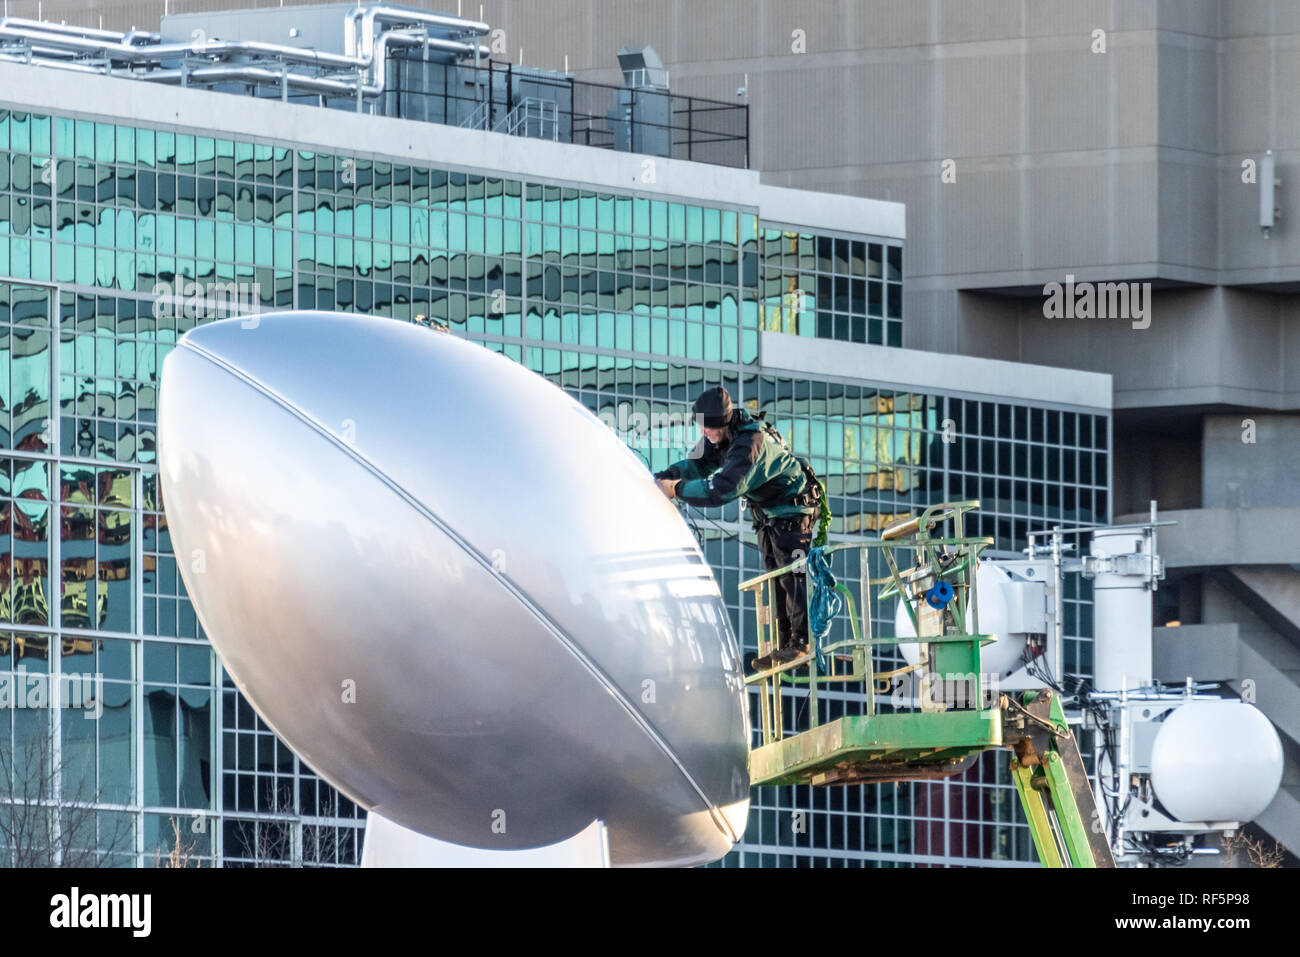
[773,643,808,664]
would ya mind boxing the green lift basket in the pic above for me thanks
[742,500,1115,868]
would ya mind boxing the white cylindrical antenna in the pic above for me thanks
[1089,528,1156,692]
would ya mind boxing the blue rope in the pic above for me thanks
[806,546,842,644]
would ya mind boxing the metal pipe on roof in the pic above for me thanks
[187,39,364,69]
[347,4,488,58]
[371,28,479,78]
[0,50,110,72]
[0,39,80,58]
[378,31,483,60]
[0,10,490,110]
[0,17,159,49]
[0,36,471,106]
[0,25,366,68]
[0,22,486,72]
[144,65,380,97]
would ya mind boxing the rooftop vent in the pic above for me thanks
[617,45,667,90]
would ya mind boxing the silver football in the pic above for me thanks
[157,311,750,866]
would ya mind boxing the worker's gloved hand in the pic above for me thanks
[656,478,679,500]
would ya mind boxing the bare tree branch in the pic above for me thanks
[0,720,133,867]
[1221,828,1285,868]
[152,815,202,868]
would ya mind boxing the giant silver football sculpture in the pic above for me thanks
[157,311,750,866]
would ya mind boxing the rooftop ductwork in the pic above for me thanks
[0,7,749,168]
[0,6,489,104]
[617,45,669,91]
[344,4,488,58]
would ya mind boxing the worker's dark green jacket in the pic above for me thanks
[656,409,818,520]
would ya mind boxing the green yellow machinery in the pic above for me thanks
[743,499,1115,868]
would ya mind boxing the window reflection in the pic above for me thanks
[58,465,131,632]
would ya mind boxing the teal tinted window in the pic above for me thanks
[757,225,903,346]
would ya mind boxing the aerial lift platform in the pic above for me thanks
[743,500,1114,868]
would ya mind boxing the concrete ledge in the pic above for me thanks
[1117,508,1300,568]
[1115,385,1300,412]
[760,331,1111,409]
[757,183,904,239]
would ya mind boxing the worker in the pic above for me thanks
[655,387,822,670]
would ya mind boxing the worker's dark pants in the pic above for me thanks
[756,512,817,650]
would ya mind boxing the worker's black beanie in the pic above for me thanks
[693,386,733,429]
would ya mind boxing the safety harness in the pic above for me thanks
[751,412,832,549]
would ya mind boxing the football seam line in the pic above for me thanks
[175,335,741,846]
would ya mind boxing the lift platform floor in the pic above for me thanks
[749,708,1003,787]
